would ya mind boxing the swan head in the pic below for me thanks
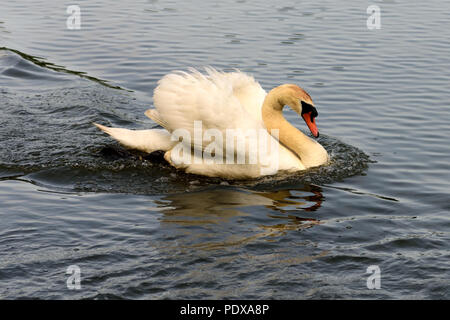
[275,84,320,138]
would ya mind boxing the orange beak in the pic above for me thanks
[302,111,319,138]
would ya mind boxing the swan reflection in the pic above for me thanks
[153,185,324,239]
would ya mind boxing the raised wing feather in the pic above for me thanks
[152,68,267,142]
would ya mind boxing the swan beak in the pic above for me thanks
[301,112,319,138]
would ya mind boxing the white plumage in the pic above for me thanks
[152,68,266,144]
[94,68,329,179]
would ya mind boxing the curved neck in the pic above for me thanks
[261,88,318,163]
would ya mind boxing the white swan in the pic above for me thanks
[94,68,328,179]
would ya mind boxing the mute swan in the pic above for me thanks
[94,68,328,179]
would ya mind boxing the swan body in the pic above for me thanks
[94,68,328,179]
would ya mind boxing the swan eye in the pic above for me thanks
[301,101,318,119]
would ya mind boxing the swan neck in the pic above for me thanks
[262,88,317,162]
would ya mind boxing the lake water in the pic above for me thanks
[0,0,449,299]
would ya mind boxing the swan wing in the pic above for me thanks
[222,70,267,123]
[151,68,267,144]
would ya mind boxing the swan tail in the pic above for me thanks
[93,123,175,153]
[144,109,170,130]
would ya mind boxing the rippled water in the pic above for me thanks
[1,0,449,299]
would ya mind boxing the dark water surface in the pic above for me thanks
[0,0,449,299]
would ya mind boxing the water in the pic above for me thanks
[0,0,449,299]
